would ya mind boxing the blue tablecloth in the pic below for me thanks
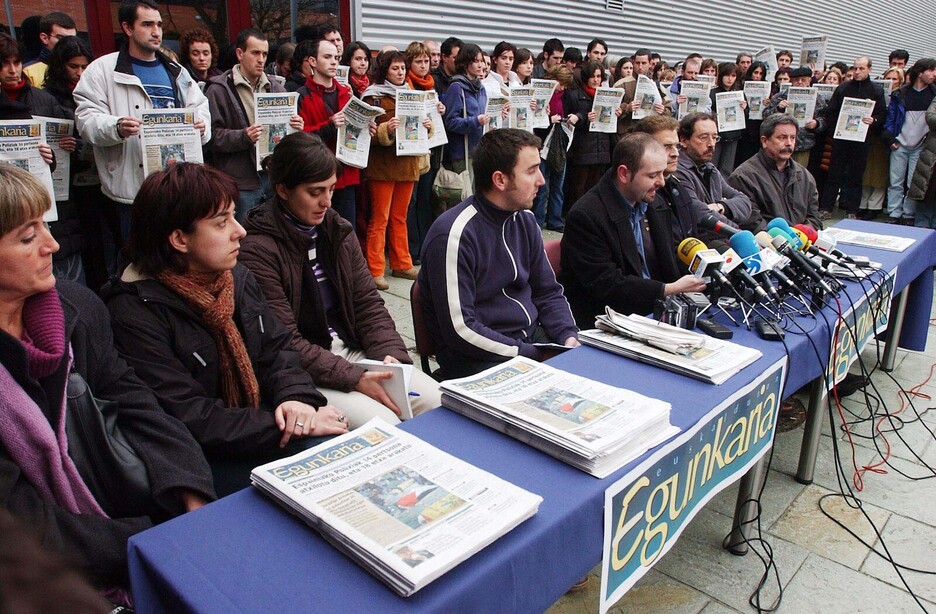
[127,221,934,614]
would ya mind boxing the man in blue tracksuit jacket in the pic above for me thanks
[418,129,580,379]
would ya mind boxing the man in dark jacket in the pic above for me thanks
[561,133,706,325]
[205,29,303,223]
[819,56,887,219]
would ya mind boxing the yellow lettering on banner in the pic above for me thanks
[723,415,748,465]
[758,391,776,438]
[641,479,669,566]
[610,476,649,571]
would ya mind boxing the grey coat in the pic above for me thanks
[907,96,936,201]
[729,150,823,233]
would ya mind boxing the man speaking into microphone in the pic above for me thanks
[729,114,824,233]
[561,133,706,327]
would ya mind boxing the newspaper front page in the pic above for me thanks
[0,120,56,221]
[251,419,542,596]
[786,87,818,127]
[696,74,716,87]
[484,94,509,133]
[509,85,535,132]
[632,75,662,120]
[743,81,771,120]
[589,87,625,133]
[800,35,828,71]
[754,45,778,82]
[33,116,73,201]
[254,92,299,171]
[530,79,557,129]
[714,91,745,132]
[336,96,385,169]
[335,65,349,87]
[424,90,448,147]
[677,81,711,119]
[814,83,836,102]
[395,90,430,156]
[833,97,875,142]
[139,109,203,178]
[872,79,894,105]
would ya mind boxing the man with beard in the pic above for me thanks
[729,114,822,233]
[560,133,706,324]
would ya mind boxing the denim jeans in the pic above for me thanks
[407,165,437,261]
[332,186,357,230]
[534,159,566,228]
[886,143,923,219]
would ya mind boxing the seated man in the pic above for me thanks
[729,113,823,233]
[561,133,706,326]
[418,129,580,379]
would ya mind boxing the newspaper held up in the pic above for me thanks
[871,79,894,106]
[786,87,818,127]
[509,86,535,132]
[677,81,711,120]
[33,116,74,202]
[800,36,828,71]
[632,75,662,120]
[335,65,349,87]
[743,81,771,120]
[754,45,778,82]
[251,419,542,597]
[530,79,558,128]
[484,94,509,133]
[0,120,57,221]
[696,74,716,87]
[424,90,448,148]
[395,90,430,156]
[254,92,299,171]
[336,96,386,169]
[714,91,745,132]
[833,97,875,142]
[814,83,836,102]
[589,87,625,133]
[139,109,203,178]
[778,82,791,98]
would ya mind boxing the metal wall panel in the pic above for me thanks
[353,0,935,74]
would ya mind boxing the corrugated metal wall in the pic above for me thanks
[353,0,935,73]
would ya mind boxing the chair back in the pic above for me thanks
[544,239,562,277]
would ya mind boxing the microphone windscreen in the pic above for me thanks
[727,230,760,258]
[766,217,794,236]
[768,226,801,249]
[676,237,706,265]
[791,228,810,249]
[755,231,776,249]
[794,224,818,243]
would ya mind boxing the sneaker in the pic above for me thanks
[391,268,419,280]
[819,210,832,221]
[900,217,915,226]
[373,276,389,290]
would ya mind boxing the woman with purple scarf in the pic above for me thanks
[0,165,215,603]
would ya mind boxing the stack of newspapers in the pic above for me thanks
[579,308,761,385]
[440,357,678,478]
[251,419,541,597]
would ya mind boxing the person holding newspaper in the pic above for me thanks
[761,65,827,168]
[440,43,490,192]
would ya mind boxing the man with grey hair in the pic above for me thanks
[424,39,441,71]
[729,114,822,233]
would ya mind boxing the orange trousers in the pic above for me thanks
[366,179,415,277]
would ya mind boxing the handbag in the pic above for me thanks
[432,87,473,209]
[65,369,153,518]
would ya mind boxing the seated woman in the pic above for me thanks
[240,132,442,428]
[105,163,348,496]
[0,164,215,597]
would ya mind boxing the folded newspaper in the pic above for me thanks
[579,308,761,385]
[440,357,678,478]
[251,419,541,597]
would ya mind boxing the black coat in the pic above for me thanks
[560,171,681,326]
[105,263,327,459]
[564,86,611,166]
[0,281,215,586]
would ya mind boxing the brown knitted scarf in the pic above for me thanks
[156,269,260,408]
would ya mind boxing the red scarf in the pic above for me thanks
[582,83,597,99]
[406,70,435,91]
[349,72,370,96]
[2,78,27,100]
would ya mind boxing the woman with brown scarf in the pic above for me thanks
[105,163,348,495]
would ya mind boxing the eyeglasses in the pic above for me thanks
[694,134,721,143]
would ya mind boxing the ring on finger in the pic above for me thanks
[296,421,304,428]
[337,414,347,423]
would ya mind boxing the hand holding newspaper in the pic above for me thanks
[484,94,509,133]
[589,87,625,133]
[32,116,74,201]
[0,119,57,221]
[139,108,203,177]
[395,90,430,156]
[509,86,535,132]
[355,359,415,420]
[714,91,745,132]
[530,79,558,128]
[833,97,875,142]
[786,87,818,127]
[631,75,662,120]
[677,81,711,119]
[743,81,771,120]
[424,90,448,147]
[336,96,386,169]
[254,92,299,170]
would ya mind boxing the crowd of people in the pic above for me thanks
[1,0,934,608]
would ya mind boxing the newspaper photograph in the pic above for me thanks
[254,92,299,171]
[814,83,836,102]
[509,85,535,132]
[251,419,541,596]
[484,94,509,133]
[589,87,625,133]
[754,45,778,82]
[714,91,745,132]
[833,97,875,142]
[632,75,662,120]
[800,35,828,70]
[743,81,771,120]
[336,96,385,169]
[33,116,73,202]
[424,89,448,147]
[786,87,818,127]
[530,79,557,129]
[677,81,711,119]
[335,65,349,87]
[696,74,716,87]
[0,120,56,221]
[139,109,203,178]
[395,90,429,156]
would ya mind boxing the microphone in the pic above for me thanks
[728,231,782,304]
[794,224,848,266]
[676,237,731,289]
[700,213,739,238]
[754,231,800,293]
[815,230,859,264]
[771,233,835,294]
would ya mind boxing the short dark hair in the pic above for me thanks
[760,113,798,138]
[454,43,482,74]
[776,49,793,61]
[512,47,533,73]
[342,40,371,66]
[678,112,717,140]
[492,41,515,60]
[907,58,936,84]
[293,25,318,44]
[650,53,661,61]
[265,132,337,192]
[578,60,604,86]
[0,32,22,64]
[293,39,315,66]
[634,48,651,60]
[374,50,406,83]
[44,35,93,92]
[612,132,664,174]
[830,61,849,74]
[276,41,295,65]
[318,24,340,38]
[127,163,240,276]
[587,38,608,54]
[889,49,910,63]
[563,47,582,64]
[736,52,752,63]
[440,37,463,58]
[717,61,740,88]
[235,28,266,51]
[118,0,159,30]
[39,12,76,35]
[473,129,541,194]
[542,38,564,55]
[631,114,679,136]
[774,67,792,81]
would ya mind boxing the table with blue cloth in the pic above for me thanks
[126,221,934,614]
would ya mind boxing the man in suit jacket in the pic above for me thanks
[560,133,706,327]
